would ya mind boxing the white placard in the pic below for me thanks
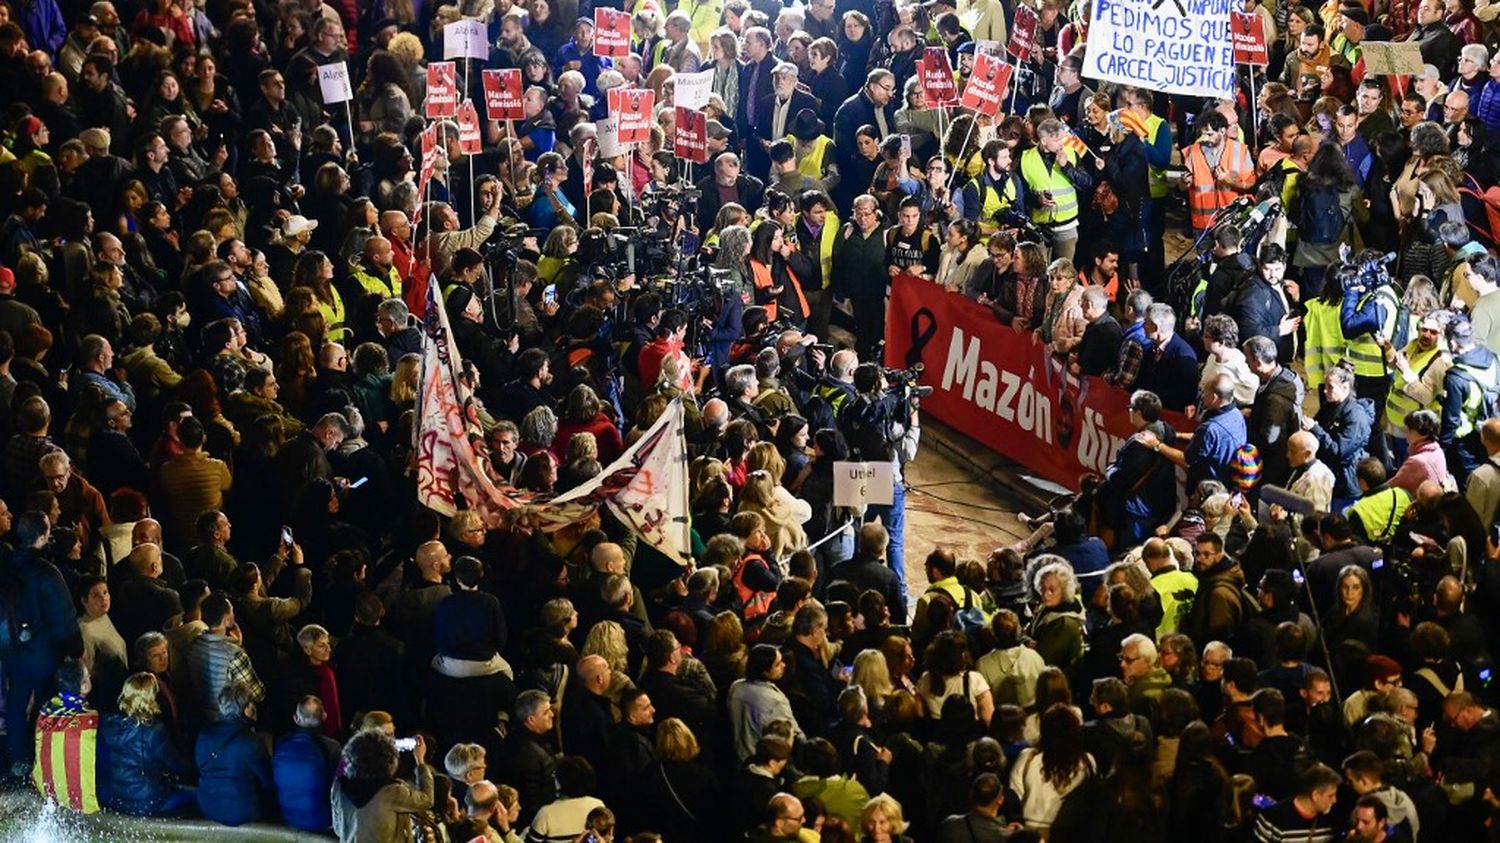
[1085,0,1236,98]
[317,61,352,104]
[673,69,715,109]
[833,461,895,507]
[595,115,623,158]
[444,19,489,60]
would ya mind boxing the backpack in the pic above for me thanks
[926,583,986,637]
[1458,183,1500,248]
[1229,443,1262,491]
[843,395,894,461]
[1299,186,1347,245]
[1454,360,1500,422]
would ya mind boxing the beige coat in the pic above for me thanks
[331,763,436,843]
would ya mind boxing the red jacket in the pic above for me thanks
[553,413,625,465]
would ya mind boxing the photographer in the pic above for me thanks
[840,362,921,605]
[959,139,1024,237]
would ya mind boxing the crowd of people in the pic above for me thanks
[6,0,1500,841]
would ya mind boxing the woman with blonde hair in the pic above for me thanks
[859,793,913,843]
[641,717,720,840]
[738,469,809,559]
[851,648,894,720]
[389,353,420,410]
[582,619,629,677]
[99,672,193,816]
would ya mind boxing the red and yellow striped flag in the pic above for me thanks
[1115,108,1149,139]
[1063,130,1089,158]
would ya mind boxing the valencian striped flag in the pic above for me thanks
[33,709,100,813]
[1062,127,1090,159]
[1116,108,1150,139]
[414,281,518,524]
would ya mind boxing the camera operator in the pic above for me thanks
[841,362,922,605]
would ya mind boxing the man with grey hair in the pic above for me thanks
[276,411,348,498]
[1136,303,1201,412]
[1120,633,1171,706]
[661,11,702,72]
[754,61,819,166]
[1017,117,1092,261]
[1073,285,1122,377]
[499,689,558,826]
[272,694,341,831]
[1135,373,1248,489]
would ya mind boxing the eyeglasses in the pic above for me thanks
[1119,653,1143,663]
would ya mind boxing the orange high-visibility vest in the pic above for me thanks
[750,259,810,323]
[1183,138,1255,232]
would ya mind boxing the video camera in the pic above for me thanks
[995,208,1050,246]
[1341,249,1397,296]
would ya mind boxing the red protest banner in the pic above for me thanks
[959,52,1012,118]
[609,87,655,145]
[883,275,1194,491]
[674,107,708,163]
[482,68,524,121]
[1231,11,1269,67]
[457,100,483,154]
[425,62,457,118]
[1008,5,1038,62]
[594,8,631,58]
[921,47,957,106]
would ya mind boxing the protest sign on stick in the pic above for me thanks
[609,88,655,145]
[443,19,488,60]
[921,47,958,107]
[959,52,1012,117]
[594,8,632,58]
[675,107,708,163]
[482,68,524,120]
[1008,5,1039,61]
[1230,11,1268,66]
[426,62,458,118]
[1084,0,1236,98]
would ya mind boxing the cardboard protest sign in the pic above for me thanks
[418,123,442,199]
[1231,11,1268,66]
[596,116,623,158]
[1008,5,1039,62]
[609,87,654,145]
[674,106,708,163]
[317,61,352,104]
[1360,41,1425,76]
[921,47,957,106]
[456,100,483,154]
[673,68,715,109]
[426,62,458,118]
[959,52,1012,117]
[443,19,488,60]
[1084,0,1235,98]
[483,68,524,120]
[594,8,632,58]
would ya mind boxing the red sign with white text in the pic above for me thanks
[1008,5,1039,62]
[609,88,655,145]
[425,62,457,118]
[456,100,483,154]
[594,8,631,58]
[960,52,1012,117]
[674,107,708,163]
[1231,11,1269,66]
[883,276,1193,490]
[482,68,524,121]
[921,47,957,106]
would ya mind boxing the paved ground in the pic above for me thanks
[896,425,1036,612]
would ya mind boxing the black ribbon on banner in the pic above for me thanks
[907,307,937,369]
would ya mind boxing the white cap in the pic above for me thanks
[283,215,319,237]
